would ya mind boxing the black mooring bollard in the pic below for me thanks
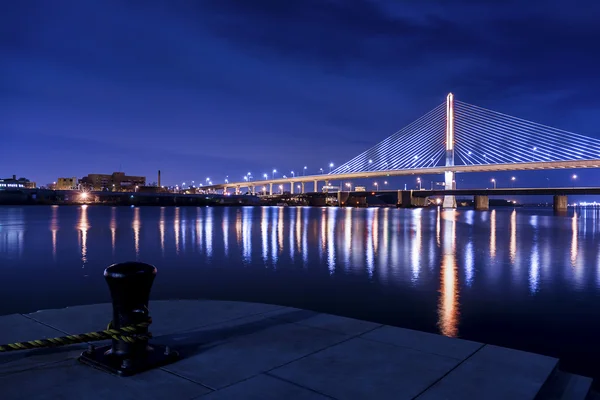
[78,262,179,376]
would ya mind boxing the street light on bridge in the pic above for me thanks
[272,169,277,179]
[291,171,295,177]
[511,176,516,188]
[303,166,307,176]
[572,174,577,188]
[263,173,268,180]
[491,178,496,189]
[373,182,378,190]
[417,177,422,190]
[320,168,324,174]
[329,162,334,173]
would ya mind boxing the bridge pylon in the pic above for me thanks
[443,92,457,209]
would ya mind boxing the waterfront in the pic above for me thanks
[1,205,600,379]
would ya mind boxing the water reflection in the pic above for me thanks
[223,208,229,256]
[411,210,422,283]
[242,207,252,263]
[0,208,25,259]
[529,216,539,294]
[509,209,517,264]
[159,207,165,254]
[344,208,352,269]
[302,207,309,266]
[271,208,278,266]
[174,207,180,254]
[571,211,578,268]
[295,207,302,257]
[205,207,213,258]
[438,210,459,337]
[366,208,375,278]
[490,209,496,259]
[261,207,268,263]
[50,206,59,258]
[111,207,117,255]
[78,205,89,266]
[195,207,203,253]
[327,208,336,274]
[132,207,140,259]
[8,206,600,336]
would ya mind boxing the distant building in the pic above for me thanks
[80,172,146,192]
[0,175,35,190]
[56,177,78,190]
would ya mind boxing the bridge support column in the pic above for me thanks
[474,195,489,211]
[399,190,414,208]
[553,195,568,213]
[301,182,305,194]
[443,92,457,209]
[313,180,318,193]
[235,185,240,195]
[290,182,294,194]
[251,186,255,195]
[269,183,273,196]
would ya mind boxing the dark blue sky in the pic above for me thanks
[2,0,600,190]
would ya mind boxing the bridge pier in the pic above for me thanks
[269,183,273,196]
[313,180,318,193]
[301,182,305,194]
[474,195,489,210]
[337,191,350,206]
[553,195,568,213]
[251,186,255,195]
[290,182,294,194]
[398,190,427,208]
[443,93,457,209]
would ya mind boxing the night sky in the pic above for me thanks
[2,1,600,193]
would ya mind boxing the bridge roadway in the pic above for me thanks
[204,159,600,193]
[363,187,600,197]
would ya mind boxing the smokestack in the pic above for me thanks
[158,170,161,188]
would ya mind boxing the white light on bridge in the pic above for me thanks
[368,159,373,163]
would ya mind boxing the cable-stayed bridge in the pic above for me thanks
[204,93,600,208]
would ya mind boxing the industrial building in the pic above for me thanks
[0,175,36,190]
[79,172,146,191]
[56,177,78,190]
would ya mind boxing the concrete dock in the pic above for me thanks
[0,300,594,399]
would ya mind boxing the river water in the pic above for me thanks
[1,205,600,378]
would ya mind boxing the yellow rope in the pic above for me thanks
[0,320,152,352]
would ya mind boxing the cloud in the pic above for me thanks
[198,0,600,103]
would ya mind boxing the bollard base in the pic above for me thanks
[78,344,179,377]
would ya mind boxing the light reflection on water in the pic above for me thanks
[2,205,600,379]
